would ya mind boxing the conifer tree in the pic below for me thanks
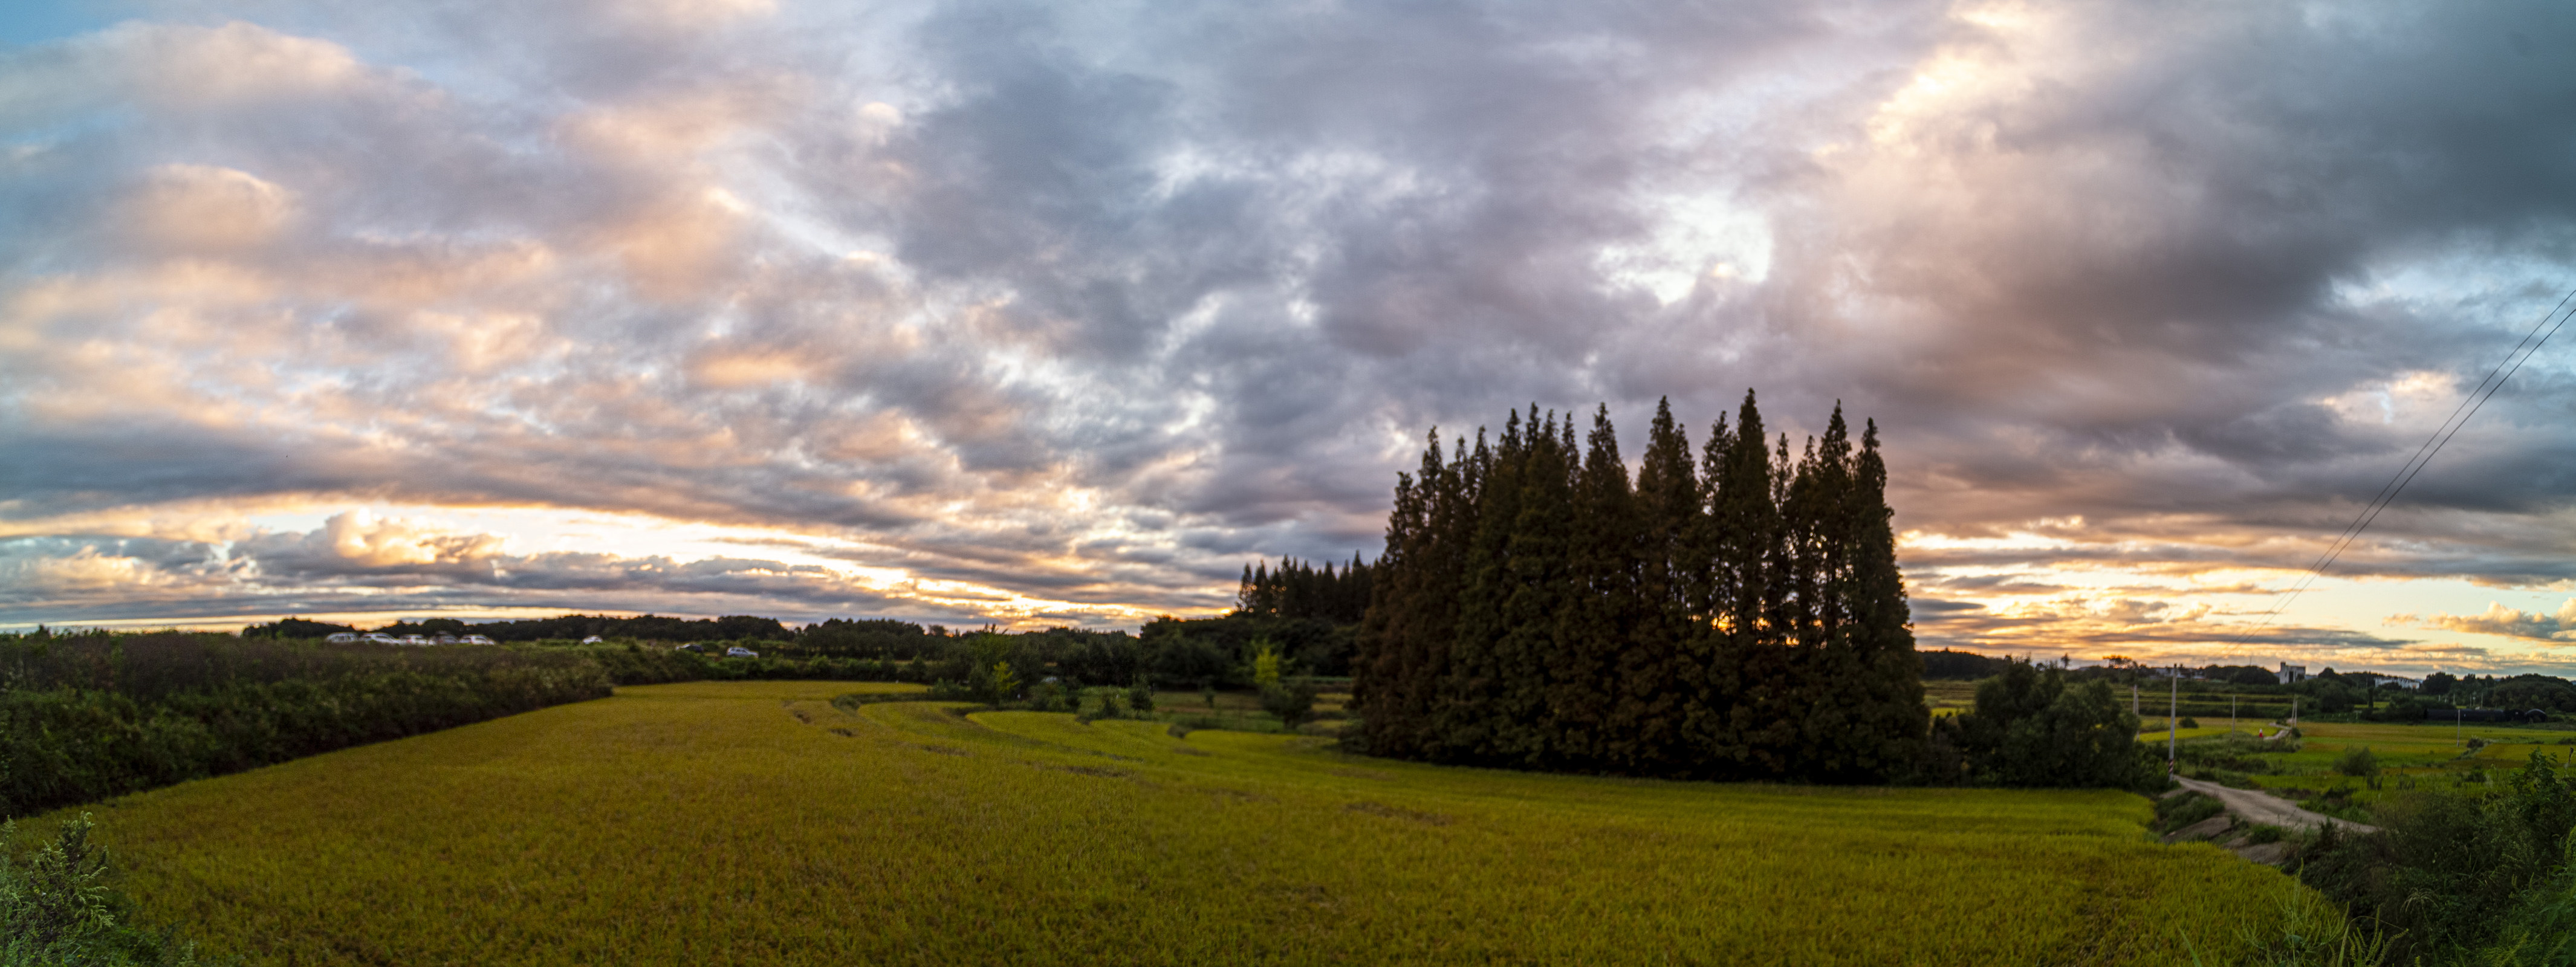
[1846,418,1928,775]
[1618,398,1697,772]
[1355,393,1924,783]
[1551,406,1633,767]
[1490,410,1575,766]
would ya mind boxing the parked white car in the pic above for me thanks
[363,633,402,645]
[462,635,496,645]
[725,646,759,658]
[401,635,432,645]
[582,635,604,644]
[325,632,359,644]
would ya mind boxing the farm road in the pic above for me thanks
[2173,775,2377,835]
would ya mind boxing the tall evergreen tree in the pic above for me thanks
[1355,394,1927,784]
[1612,399,1694,772]
[1551,406,1633,768]
[1846,418,1929,775]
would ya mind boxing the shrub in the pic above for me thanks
[1126,678,1155,713]
[1938,663,2156,789]
[1260,677,1319,728]
[2179,717,2199,729]
[2335,746,2379,778]
[0,814,214,965]
[2297,752,2576,962]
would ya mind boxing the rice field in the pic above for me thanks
[2236,720,2576,804]
[47,681,2316,965]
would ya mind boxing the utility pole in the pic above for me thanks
[2231,694,2237,734]
[2132,683,2139,717]
[2168,665,2179,766]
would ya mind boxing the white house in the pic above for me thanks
[2276,664,2308,685]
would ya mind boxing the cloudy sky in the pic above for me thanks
[4,0,2574,673]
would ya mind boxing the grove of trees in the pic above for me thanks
[1354,392,1926,782]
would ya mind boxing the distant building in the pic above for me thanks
[2276,664,2308,685]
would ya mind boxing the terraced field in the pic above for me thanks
[45,681,2315,965]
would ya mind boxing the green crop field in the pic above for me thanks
[37,681,2321,965]
[2234,720,2576,803]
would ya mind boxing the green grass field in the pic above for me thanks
[42,681,2319,965]
[2237,720,2576,802]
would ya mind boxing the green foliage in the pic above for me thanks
[2155,792,2226,834]
[2232,884,2391,967]
[1259,677,1319,729]
[1936,662,2155,789]
[0,636,611,819]
[1248,640,1283,691]
[1355,395,1927,782]
[2334,746,2379,778]
[0,815,216,966]
[1125,678,1155,713]
[2297,752,2576,962]
[2179,717,2200,729]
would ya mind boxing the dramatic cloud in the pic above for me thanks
[4,0,2575,670]
[2395,601,2576,644]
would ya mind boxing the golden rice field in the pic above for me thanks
[45,681,2320,965]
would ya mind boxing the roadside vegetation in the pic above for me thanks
[1,813,220,966]
[41,680,2311,965]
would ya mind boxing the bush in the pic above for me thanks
[1125,678,1155,713]
[1935,662,2156,789]
[1260,678,1319,728]
[0,639,611,819]
[0,814,216,965]
[2334,746,2379,778]
[2179,717,2199,729]
[2297,752,2576,962]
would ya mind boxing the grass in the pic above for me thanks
[43,681,2323,965]
[2155,718,2576,810]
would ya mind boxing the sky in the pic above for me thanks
[3,0,2575,674]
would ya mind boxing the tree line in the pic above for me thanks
[1236,557,1375,625]
[1354,393,1926,782]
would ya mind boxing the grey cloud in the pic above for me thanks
[4,0,2575,659]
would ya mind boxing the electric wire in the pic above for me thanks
[2221,286,2576,655]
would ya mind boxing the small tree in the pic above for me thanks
[2335,746,2379,778]
[1126,676,1155,713]
[1249,638,1285,690]
[1262,676,1319,728]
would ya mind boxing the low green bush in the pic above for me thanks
[0,639,609,819]
[1,814,219,965]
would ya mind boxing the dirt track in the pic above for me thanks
[2173,775,2378,835]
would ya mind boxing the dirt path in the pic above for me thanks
[2173,775,2378,835]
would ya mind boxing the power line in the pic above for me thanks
[2222,286,2576,655]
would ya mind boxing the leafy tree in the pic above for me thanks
[1941,661,2153,789]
